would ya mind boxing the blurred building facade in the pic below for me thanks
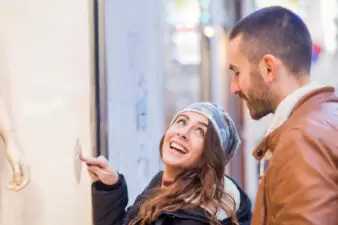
[164,0,244,182]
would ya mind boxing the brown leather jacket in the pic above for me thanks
[251,87,338,225]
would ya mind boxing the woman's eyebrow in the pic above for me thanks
[177,114,189,120]
[198,121,208,128]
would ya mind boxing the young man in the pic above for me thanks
[228,6,338,225]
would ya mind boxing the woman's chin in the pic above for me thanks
[162,156,185,168]
[162,152,187,168]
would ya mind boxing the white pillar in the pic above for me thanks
[103,0,166,204]
[209,0,227,106]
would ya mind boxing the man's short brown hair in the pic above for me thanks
[229,6,313,74]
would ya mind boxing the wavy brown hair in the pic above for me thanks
[129,122,238,225]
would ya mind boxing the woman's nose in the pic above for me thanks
[176,128,189,140]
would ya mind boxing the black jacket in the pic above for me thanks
[92,171,252,225]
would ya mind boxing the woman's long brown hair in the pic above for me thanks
[129,122,238,225]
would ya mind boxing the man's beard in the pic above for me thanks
[239,70,276,120]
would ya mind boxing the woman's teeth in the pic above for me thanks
[170,142,187,154]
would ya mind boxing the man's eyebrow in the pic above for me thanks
[228,64,238,71]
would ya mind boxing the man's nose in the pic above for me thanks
[231,78,240,94]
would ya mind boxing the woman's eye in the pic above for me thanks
[177,119,186,126]
[195,128,205,136]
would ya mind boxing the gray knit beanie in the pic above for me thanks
[170,102,241,164]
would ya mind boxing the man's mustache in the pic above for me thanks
[238,92,248,101]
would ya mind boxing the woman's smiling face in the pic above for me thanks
[161,111,209,170]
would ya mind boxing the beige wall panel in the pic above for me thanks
[0,1,94,224]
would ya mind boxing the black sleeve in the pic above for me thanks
[91,174,129,225]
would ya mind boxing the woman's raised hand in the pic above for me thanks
[80,155,119,185]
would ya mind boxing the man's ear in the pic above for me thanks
[259,54,279,84]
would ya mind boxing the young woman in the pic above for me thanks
[81,102,252,225]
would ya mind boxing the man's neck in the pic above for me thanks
[274,75,311,111]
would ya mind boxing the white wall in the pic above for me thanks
[0,1,94,224]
